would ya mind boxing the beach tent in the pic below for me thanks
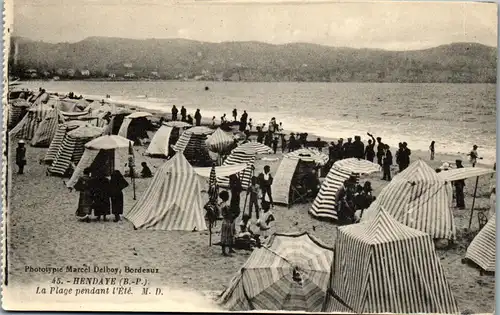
[322,209,459,314]
[44,121,86,164]
[9,106,54,140]
[118,111,153,144]
[48,125,103,176]
[217,150,256,190]
[273,155,322,207]
[172,126,215,166]
[464,213,496,272]
[7,99,30,129]
[125,153,208,231]
[361,160,455,240]
[30,107,65,147]
[146,122,189,157]
[284,148,329,166]
[205,127,235,156]
[66,135,134,188]
[219,232,333,312]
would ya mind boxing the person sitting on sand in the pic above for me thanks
[74,168,93,223]
[219,191,235,256]
[140,162,153,178]
[186,114,194,125]
[336,176,357,225]
[234,214,259,250]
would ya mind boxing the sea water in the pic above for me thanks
[19,81,496,163]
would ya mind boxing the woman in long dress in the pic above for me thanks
[219,191,235,256]
[74,168,93,223]
[229,174,243,220]
[91,171,111,221]
[109,170,129,222]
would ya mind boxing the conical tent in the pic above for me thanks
[172,127,215,166]
[8,99,30,129]
[465,213,496,272]
[361,160,455,240]
[125,153,208,231]
[323,209,459,314]
[31,107,65,147]
[44,121,86,164]
[273,156,319,206]
[284,148,329,166]
[205,128,235,154]
[147,125,173,157]
[9,106,53,140]
[219,232,333,312]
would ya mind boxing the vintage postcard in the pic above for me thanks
[1,0,497,313]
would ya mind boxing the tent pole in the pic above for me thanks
[131,166,136,200]
[468,176,480,229]
[243,167,253,216]
[209,224,212,246]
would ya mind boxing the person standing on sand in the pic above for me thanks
[212,116,216,127]
[396,143,404,172]
[90,171,111,222]
[288,133,296,152]
[239,110,248,131]
[365,133,376,162]
[229,174,243,219]
[429,141,435,160]
[180,106,187,122]
[281,134,287,153]
[353,136,364,159]
[454,160,466,209]
[248,118,253,131]
[232,108,238,122]
[218,191,235,256]
[468,145,480,167]
[343,138,353,159]
[109,170,129,222]
[376,137,385,166]
[171,105,178,121]
[74,168,93,223]
[16,140,27,175]
[247,176,261,219]
[258,165,274,207]
[382,144,393,181]
[272,136,279,154]
[194,109,202,126]
[257,127,264,144]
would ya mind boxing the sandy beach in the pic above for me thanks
[6,113,495,312]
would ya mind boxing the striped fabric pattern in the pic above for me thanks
[438,167,496,181]
[273,157,300,205]
[465,214,496,272]
[219,232,333,312]
[44,122,84,164]
[65,149,100,188]
[205,128,234,153]
[323,209,459,314]
[172,132,212,165]
[48,134,98,176]
[361,160,455,240]
[8,101,29,129]
[284,148,329,166]
[309,166,353,220]
[217,151,256,190]
[333,158,382,174]
[233,141,273,155]
[31,108,65,147]
[9,107,53,140]
[146,125,173,156]
[125,153,208,231]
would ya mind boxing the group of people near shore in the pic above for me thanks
[336,177,376,225]
[171,105,203,126]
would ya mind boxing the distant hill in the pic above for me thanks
[8,36,497,83]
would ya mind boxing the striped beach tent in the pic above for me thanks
[125,153,208,231]
[465,214,496,272]
[332,158,382,174]
[172,126,215,166]
[117,112,153,140]
[7,99,30,129]
[308,166,354,221]
[31,107,65,147]
[233,141,273,155]
[217,150,256,190]
[284,148,329,166]
[219,232,333,312]
[361,160,455,240]
[9,106,53,140]
[323,209,459,314]
[205,128,235,154]
[48,126,103,176]
[44,121,86,164]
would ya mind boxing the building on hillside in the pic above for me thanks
[56,68,66,76]
[80,70,90,76]
[24,69,38,78]
[150,71,160,78]
[67,69,76,77]
[123,63,133,69]
[108,73,116,78]
[124,72,136,79]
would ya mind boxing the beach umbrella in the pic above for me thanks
[218,232,333,312]
[67,125,103,138]
[85,135,133,150]
[206,128,235,155]
[232,141,273,155]
[333,158,382,175]
[165,121,192,128]
[439,166,496,229]
[284,148,329,166]
[187,126,215,135]
[126,111,153,119]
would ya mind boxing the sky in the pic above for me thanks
[9,0,498,50]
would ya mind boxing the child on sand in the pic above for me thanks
[256,196,275,241]
[234,214,259,250]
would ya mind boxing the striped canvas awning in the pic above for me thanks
[465,214,496,272]
[125,153,207,231]
[193,163,248,178]
[85,135,133,150]
[233,141,273,155]
[219,232,333,312]
[333,158,382,174]
[217,151,256,190]
[324,209,459,314]
[205,128,234,153]
[438,167,495,181]
[284,148,329,166]
[362,160,455,240]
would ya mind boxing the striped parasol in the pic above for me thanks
[205,128,235,154]
[208,164,219,203]
[219,232,333,312]
[233,141,273,155]
[165,121,192,128]
[67,125,103,138]
[333,158,382,174]
[438,166,495,181]
[465,213,496,272]
[284,148,329,166]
